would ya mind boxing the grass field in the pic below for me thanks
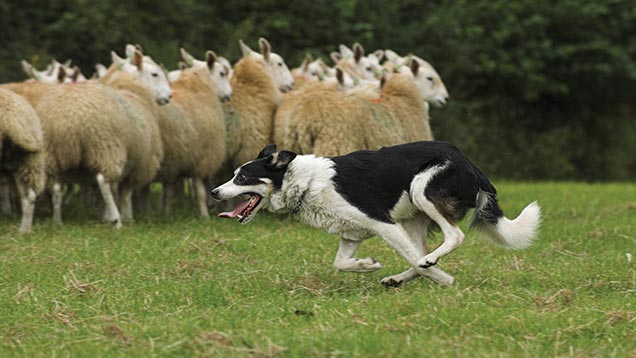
[1,182,635,357]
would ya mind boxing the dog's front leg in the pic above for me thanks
[333,238,383,272]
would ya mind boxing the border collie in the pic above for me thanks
[211,141,541,287]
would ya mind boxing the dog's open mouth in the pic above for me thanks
[218,193,262,224]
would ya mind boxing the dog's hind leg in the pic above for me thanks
[381,216,455,287]
[411,196,465,269]
[333,238,383,273]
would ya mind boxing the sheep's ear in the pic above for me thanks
[330,51,342,64]
[132,50,144,71]
[385,49,399,63]
[259,37,271,62]
[257,144,277,159]
[353,43,364,63]
[205,50,217,70]
[21,60,35,78]
[125,44,137,58]
[301,53,313,72]
[95,63,107,77]
[45,63,55,76]
[180,48,194,66]
[71,66,82,82]
[111,51,124,64]
[57,66,67,83]
[336,67,344,86]
[178,61,187,71]
[134,43,144,52]
[239,39,253,57]
[373,49,384,61]
[63,59,72,67]
[318,60,329,73]
[380,70,388,89]
[408,56,419,76]
[339,44,353,59]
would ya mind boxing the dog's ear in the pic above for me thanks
[276,150,297,167]
[266,150,297,171]
[257,144,277,159]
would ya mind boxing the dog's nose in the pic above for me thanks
[211,188,221,200]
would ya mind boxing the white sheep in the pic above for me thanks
[280,59,445,156]
[0,88,46,233]
[178,48,233,101]
[224,37,294,168]
[34,48,169,227]
[155,64,226,217]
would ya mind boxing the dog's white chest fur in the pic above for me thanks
[268,156,374,240]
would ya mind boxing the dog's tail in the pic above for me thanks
[470,175,541,250]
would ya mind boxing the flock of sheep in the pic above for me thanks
[0,38,449,233]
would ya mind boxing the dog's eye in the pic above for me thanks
[237,174,246,182]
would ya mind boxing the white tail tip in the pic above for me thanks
[487,201,541,250]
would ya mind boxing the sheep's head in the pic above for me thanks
[119,49,173,105]
[180,48,233,101]
[351,43,384,81]
[240,38,294,93]
[22,59,85,84]
[405,56,449,107]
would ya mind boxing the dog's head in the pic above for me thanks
[212,144,297,224]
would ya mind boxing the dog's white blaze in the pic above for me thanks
[215,179,265,201]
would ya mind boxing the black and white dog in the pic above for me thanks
[212,141,541,287]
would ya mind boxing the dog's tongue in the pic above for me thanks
[218,199,250,219]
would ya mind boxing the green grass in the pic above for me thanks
[1,182,635,357]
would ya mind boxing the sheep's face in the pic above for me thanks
[407,59,449,107]
[187,58,233,101]
[355,56,383,80]
[180,50,233,102]
[264,52,294,93]
[124,56,173,105]
[210,62,232,102]
[218,56,234,80]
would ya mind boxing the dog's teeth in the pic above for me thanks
[237,214,243,220]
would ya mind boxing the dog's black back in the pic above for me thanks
[330,141,501,224]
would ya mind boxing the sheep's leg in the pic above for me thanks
[111,182,121,206]
[193,178,209,218]
[0,182,13,215]
[161,180,174,216]
[187,178,197,205]
[120,185,134,223]
[13,176,36,233]
[52,181,63,224]
[333,238,382,272]
[63,183,75,206]
[134,185,152,216]
[96,173,121,229]
[173,178,185,205]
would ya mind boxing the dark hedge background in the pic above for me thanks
[2,0,635,180]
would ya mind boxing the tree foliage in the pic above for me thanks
[1,0,634,180]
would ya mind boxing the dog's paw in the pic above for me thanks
[418,255,438,269]
[380,276,403,288]
[356,257,383,272]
